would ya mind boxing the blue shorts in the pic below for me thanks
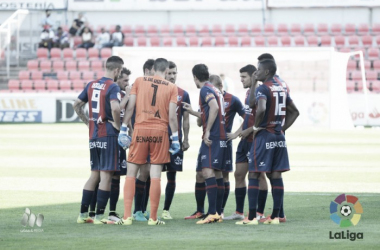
[236,139,253,163]
[248,130,290,173]
[114,146,127,176]
[196,139,228,172]
[163,149,183,172]
[89,136,119,172]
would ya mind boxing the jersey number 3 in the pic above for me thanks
[273,92,286,116]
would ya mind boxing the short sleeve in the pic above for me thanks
[286,91,293,105]
[130,78,140,95]
[184,91,191,105]
[233,96,245,117]
[78,82,90,102]
[170,84,178,104]
[109,84,121,102]
[200,87,215,104]
[255,85,268,103]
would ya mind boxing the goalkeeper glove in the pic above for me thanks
[118,124,132,150]
[169,131,180,155]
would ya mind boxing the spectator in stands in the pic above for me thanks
[40,9,54,31]
[103,25,124,48]
[39,26,55,50]
[78,27,94,49]
[53,27,69,49]
[69,12,87,36]
[94,28,110,49]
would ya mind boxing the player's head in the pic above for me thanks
[210,75,223,92]
[153,58,169,75]
[257,53,275,62]
[143,59,155,76]
[255,59,277,82]
[239,64,257,89]
[117,67,131,90]
[165,61,177,84]
[45,9,51,17]
[105,56,124,81]
[192,64,209,88]
[115,25,121,32]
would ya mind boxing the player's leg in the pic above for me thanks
[221,171,230,217]
[142,174,151,216]
[77,170,100,223]
[266,172,286,222]
[215,170,225,217]
[93,170,115,224]
[162,171,176,219]
[133,164,150,221]
[89,183,98,219]
[257,173,268,221]
[119,162,140,225]
[108,175,121,221]
[148,164,164,225]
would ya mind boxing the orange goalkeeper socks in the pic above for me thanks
[123,176,136,220]
[149,178,161,221]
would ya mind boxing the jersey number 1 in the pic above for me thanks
[273,92,286,116]
[151,84,158,106]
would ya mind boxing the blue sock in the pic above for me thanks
[142,177,150,213]
[235,187,246,214]
[221,181,230,213]
[195,182,206,213]
[134,179,145,213]
[279,202,285,218]
[257,189,268,214]
[164,172,176,211]
[271,178,284,219]
[205,177,217,215]
[216,178,225,215]
[89,184,98,212]
[248,178,259,220]
[95,189,110,215]
[80,189,94,213]
[109,178,120,211]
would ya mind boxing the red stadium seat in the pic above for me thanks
[174,25,185,36]
[82,71,94,80]
[345,23,356,35]
[307,36,319,46]
[360,60,371,70]
[212,24,223,36]
[76,48,87,60]
[251,24,262,36]
[69,71,81,80]
[21,80,33,90]
[267,36,278,46]
[73,37,82,48]
[263,23,274,36]
[347,60,357,70]
[8,80,20,90]
[348,36,360,47]
[150,37,160,47]
[370,80,380,92]
[331,23,342,35]
[37,48,48,59]
[91,60,103,71]
[189,37,199,47]
[277,23,288,35]
[320,36,331,46]
[280,36,291,46]
[254,36,265,46]
[214,37,225,47]
[294,36,305,46]
[334,36,346,47]
[373,60,380,70]
[124,37,134,46]
[122,25,132,36]
[31,71,43,80]
[238,24,249,36]
[40,61,51,72]
[225,24,235,36]
[46,80,59,91]
[100,48,112,58]
[199,25,210,37]
[95,70,105,78]
[147,25,159,37]
[368,48,379,59]
[59,80,72,91]
[362,35,373,47]
[317,23,329,35]
[18,70,30,80]
[351,71,362,81]
[339,47,351,53]
[290,23,302,36]
[50,48,61,60]
[52,61,64,71]
[63,48,73,59]
[56,71,69,80]
[160,25,170,37]
[163,37,172,47]
[353,47,365,59]
[27,60,39,71]
[73,80,85,91]
[108,25,116,34]
[78,61,90,71]
[366,71,378,80]
[96,25,105,34]
[34,80,46,90]
[228,36,238,47]
[65,60,77,71]
[176,36,187,47]
[376,36,380,46]
[303,23,315,35]
[358,23,369,35]
[88,48,99,59]
[134,25,145,37]
[201,37,212,47]
[241,36,252,47]
[372,23,380,35]
[137,37,147,46]
[346,80,355,92]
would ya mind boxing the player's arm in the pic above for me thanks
[169,102,181,154]
[182,102,201,118]
[197,117,202,127]
[204,99,219,146]
[182,110,190,151]
[227,123,243,141]
[119,86,131,110]
[253,98,266,137]
[118,94,136,149]
[282,101,299,132]
[73,99,89,127]
[248,77,259,109]
[110,100,121,131]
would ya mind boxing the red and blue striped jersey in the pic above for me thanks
[223,91,244,133]
[255,77,292,134]
[78,77,121,139]
[242,89,256,142]
[199,82,226,140]
[168,86,191,140]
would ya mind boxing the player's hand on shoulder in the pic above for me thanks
[169,135,180,155]
[182,139,190,151]
[203,130,212,147]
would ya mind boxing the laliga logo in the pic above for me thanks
[21,208,44,227]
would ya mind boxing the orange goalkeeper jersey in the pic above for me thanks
[131,75,178,131]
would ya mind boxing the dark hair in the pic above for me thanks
[154,58,169,72]
[120,67,131,77]
[192,64,209,82]
[259,59,277,75]
[143,59,155,73]
[239,64,257,76]
[57,27,62,31]
[168,61,177,70]
[258,53,275,62]
[105,56,124,71]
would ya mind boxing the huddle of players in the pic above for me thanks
[74,52,299,226]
